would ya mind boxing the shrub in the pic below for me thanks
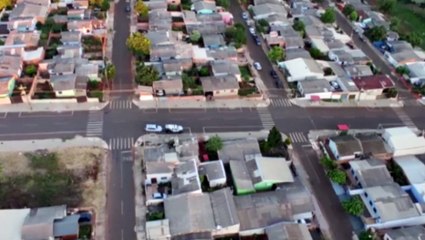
[206,135,223,152]
[342,196,365,216]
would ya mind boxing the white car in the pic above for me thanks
[253,62,262,70]
[165,124,184,133]
[249,27,256,36]
[145,124,163,133]
[242,11,249,20]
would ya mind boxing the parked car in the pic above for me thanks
[249,27,256,36]
[145,124,163,133]
[125,3,131,12]
[242,11,249,20]
[270,70,278,79]
[164,124,184,133]
[275,79,282,88]
[253,62,262,70]
[153,192,167,199]
[253,36,261,45]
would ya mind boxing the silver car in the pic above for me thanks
[145,124,163,133]
[165,124,184,133]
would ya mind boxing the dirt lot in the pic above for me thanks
[0,146,107,239]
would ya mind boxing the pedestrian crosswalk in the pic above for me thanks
[86,110,104,137]
[109,137,135,150]
[257,107,275,129]
[393,108,417,128]
[270,98,292,107]
[288,132,308,143]
[109,99,133,110]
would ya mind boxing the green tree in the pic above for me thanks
[327,169,347,184]
[190,30,201,43]
[0,0,12,11]
[320,156,336,170]
[406,32,422,47]
[105,63,116,79]
[135,63,159,86]
[225,24,246,48]
[349,11,358,21]
[395,66,409,75]
[206,135,223,152]
[198,66,210,77]
[341,196,365,216]
[378,0,396,13]
[292,19,305,33]
[364,26,387,42]
[100,0,110,11]
[390,17,400,31]
[126,32,151,56]
[309,47,323,59]
[320,8,336,24]
[24,65,37,77]
[182,73,197,90]
[358,230,374,240]
[216,0,230,9]
[135,0,149,17]
[267,46,285,62]
[342,4,355,16]
[267,126,283,148]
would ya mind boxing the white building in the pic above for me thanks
[278,58,324,82]
[198,160,227,188]
[382,127,425,157]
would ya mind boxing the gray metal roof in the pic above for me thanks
[218,138,261,163]
[198,160,226,182]
[349,158,393,187]
[229,160,255,192]
[384,226,425,240]
[200,75,239,92]
[329,134,363,158]
[53,214,79,237]
[265,222,313,240]
[171,160,201,195]
[209,188,240,228]
[21,205,66,240]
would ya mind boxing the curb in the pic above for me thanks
[0,102,109,113]
[290,99,404,108]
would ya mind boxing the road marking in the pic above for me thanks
[0,130,86,138]
[109,137,135,150]
[289,132,308,143]
[168,108,207,113]
[86,111,104,137]
[203,125,261,134]
[121,200,124,215]
[121,229,124,240]
[257,107,275,129]
[109,99,133,110]
[393,108,417,128]
[18,111,74,118]
[217,105,243,112]
[270,98,292,107]
[0,112,7,119]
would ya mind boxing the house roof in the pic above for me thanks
[162,59,183,73]
[247,154,294,184]
[383,226,425,240]
[206,46,237,60]
[252,3,287,19]
[198,160,226,182]
[5,31,39,46]
[150,44,177,61]
[146,30,173,46]
[285,48,312,61]
[265,223,313,240]
[0,55,22,77]
[211,60,240,76]
[75,63,98,77]
[282,58,323,81]
[407,61,425,78]
[365,183,421,222]
[53,59,76,74]
[355,133,390,156]
[149,9,172,31]
[343,64,373,78]
[298,78,333,94]
[200,75,240,92]
[230,160,255,192]
[329,134,363,157]
[209,188,240,228]
[218,138,261,163]
[53,214,79,237]
[394,155,425,184]
[349,158,393,187]
[353,74,394,90]
[0,209,30,240]
[67,20,92,31]
[146,220,171,240]
[164,193,215,237]
[60,31,82,43]
[21,205,67,240]
[50,74,87,91]
[9,3,48,20]
[382,127,425,154]
[171,159,201,195]
[193,0,216,12]
[152,79,183,92]
[202,34,225,48]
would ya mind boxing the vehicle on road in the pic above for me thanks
[164,124,184,133]
[125,4,131,12]
[270,70,278,79]
[145,124,163,133]
[253,62,262,70]
[253,36,261,45]
[242,11,249,20]
[275,79,283,88]
[249,27,256,36]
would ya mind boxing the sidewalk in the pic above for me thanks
[0,101,108,113]
[133,97,269,109]
[291,98,404,108]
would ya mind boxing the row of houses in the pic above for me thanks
[143,135,315,239]
[0,0,107,104]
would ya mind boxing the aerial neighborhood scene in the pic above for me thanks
[1,0,425,238]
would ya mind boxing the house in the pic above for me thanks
[75,63,99,80]
[150,44,177,62]
[265,223,313,240]
[343,64,373,78]
[328,134,363,161]
[251,4,287,21]
[355,133,392,160]
[285,48,312,61]
[143,145,179,185]
[16,0,50,6]
[8,3,48,31]
[297,77,334,100]
[266,25,304,49]
[4,31,40,50]
[149,9,172,31]
[406,61,425,86]
[171,159,202,195]
[349,158,393,188]
[279,58,324,82]
[328,49,369,65]
[61,31,82,45]
[200,75,240,98]
[198,160,227,188]
[229,160,256,195]
[164,188,240,238]
[211,60,241,81]
[21,205,67,240]
[50,74,88,98]
[152,79,183,96]
[202,34,225,49]
[146,30,176,46]
[382,226,425,240]
[382,127,425,157]
[394,155,425,203]
[0,209,31,240]
[384,41,422,67]
[206,46,238,62]
[218,138,261,163]
[53,214,80,240]
[67,20,93,35]
[234,183,314,236]
[192,0,216,14]
[162,59,183,76]
[0,55,23,78]
[146,220,171,240]
[352,75,394,100]
[335,76,360,101]
[57,44,83,58]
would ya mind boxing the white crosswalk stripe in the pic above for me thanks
[86,111,103,137]
[109,100,133,110]
[270,98,292,107]
[393,108,416,128]
[257,108,275,129]
[289,132,308,143]
[109,137,135,150]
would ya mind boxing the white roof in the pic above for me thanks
[406,61,425,78]
[394,155,425,184]
[280,58,323,82]
[382,127,425,156]
[146,219,171,240]
[0,209,30,240]
[310,38,329,53]
[255,155,294,183]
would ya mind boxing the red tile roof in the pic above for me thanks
[352,74,394,90]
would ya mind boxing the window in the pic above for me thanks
[364,192,368,198]
[373,207,377,213]
[369,200,373,206]
[160,177,167,180]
